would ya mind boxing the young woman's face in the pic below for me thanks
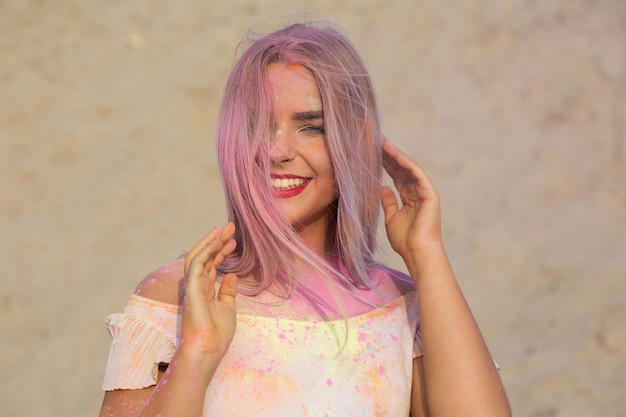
[266,63,338,243]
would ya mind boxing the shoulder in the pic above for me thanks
[133,258,186,306]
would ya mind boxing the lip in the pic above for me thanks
[271,174,311,198]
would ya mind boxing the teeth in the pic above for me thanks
[271,177,307,190]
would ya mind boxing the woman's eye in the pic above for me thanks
[298,125,326,135]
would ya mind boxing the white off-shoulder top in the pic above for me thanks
[102,263,422,417]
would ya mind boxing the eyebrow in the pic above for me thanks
[292,110,324,121]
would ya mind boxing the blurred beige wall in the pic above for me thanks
[1,1,624,416]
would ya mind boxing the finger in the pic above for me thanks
[383,138,437,198]
[184,227,223,275]
[383,138,417,176]
[185,233,237,297]
[380,185,399,223]
[217,273,238,306]
[186,237,225,291]
[383,143,417,192]
[211,238,237,271]
[186,222,236,273]
[383,139,418,183]
[221,222,236,243]
[382,137,411,166]
[210,222,237,270]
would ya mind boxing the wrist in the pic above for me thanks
[178,326,233,358]
[174,343,223,376]
[400,239,445,260]
[401,241,450,276]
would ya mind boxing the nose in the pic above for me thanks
[270,129,296,165]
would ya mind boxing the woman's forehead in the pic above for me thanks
[266,63,322,112]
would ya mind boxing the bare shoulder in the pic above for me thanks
[133,258,186,306]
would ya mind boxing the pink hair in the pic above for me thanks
[216,20,383,297]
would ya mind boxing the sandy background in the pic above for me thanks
[1,1,625,416]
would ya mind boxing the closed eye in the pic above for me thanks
[297,125,326,135]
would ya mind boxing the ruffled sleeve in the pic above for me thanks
[102,295,181,390]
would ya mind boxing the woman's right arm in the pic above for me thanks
[98,224,239,417]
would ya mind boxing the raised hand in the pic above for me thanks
[380,138,443,260]
[181,223,239,357]
[381,139,512,416]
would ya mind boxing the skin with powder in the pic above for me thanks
[98,20,511,417]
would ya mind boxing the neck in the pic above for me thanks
[295,225,336,257]
[294,205,337,256]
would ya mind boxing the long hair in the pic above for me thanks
[216,20,383,298]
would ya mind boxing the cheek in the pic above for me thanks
[308,142,322,153]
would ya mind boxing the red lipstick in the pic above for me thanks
[271,174,311,198]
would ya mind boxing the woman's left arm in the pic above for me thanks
[380,139,511,417]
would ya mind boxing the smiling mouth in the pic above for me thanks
[271,177,310,190]
[270,176,312,198]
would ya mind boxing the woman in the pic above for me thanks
[99,19,511,417]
